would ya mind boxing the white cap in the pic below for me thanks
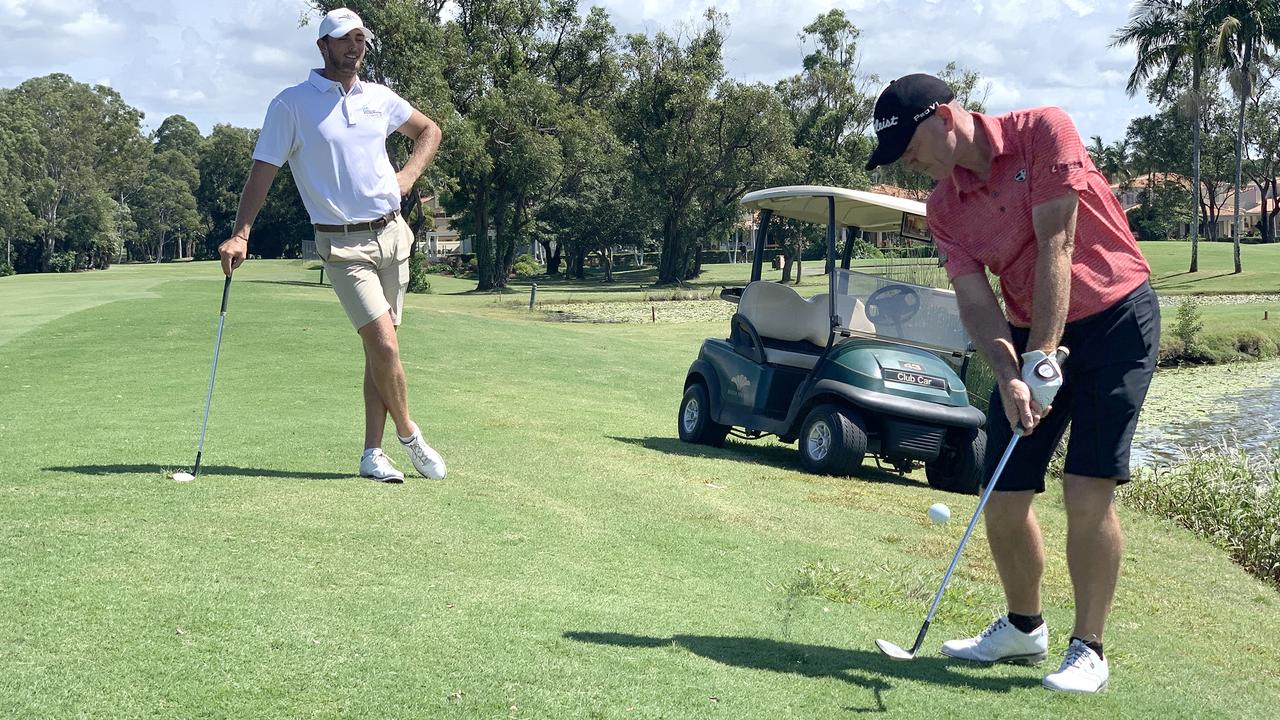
[318,8,374,40]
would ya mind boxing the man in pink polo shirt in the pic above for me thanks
[866,74,1160,694]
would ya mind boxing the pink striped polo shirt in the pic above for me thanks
[926,107,1150,327]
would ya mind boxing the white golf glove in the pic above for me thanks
[1021,350,1064,409]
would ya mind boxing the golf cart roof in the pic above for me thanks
[740,185,926,231]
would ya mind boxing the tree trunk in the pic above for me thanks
[1190,55,1202,272]
[1230,39,1251,275]
[475,184,495,291]
[657,215,681,284]
[780,254,794,283]
[1264,177,1278,245]
[600,247,614,283]
[540,239,562,275]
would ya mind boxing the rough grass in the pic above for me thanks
[1122,443,1280,587]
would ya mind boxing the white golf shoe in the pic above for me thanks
[940,615,1048,665]
[1043,639,1109,694]
[400,427,447,480]
[360,449,405,483]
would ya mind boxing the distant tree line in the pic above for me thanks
[1110,0,1280,274]
[1,2,986,286]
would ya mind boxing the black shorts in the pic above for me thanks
[983,281,1161,493]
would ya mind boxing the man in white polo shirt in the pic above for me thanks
[218,7,446,483]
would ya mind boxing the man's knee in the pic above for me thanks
[358,313,400,358]
[1062,474,1118,524]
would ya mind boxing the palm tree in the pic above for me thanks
[1207,0,1280,273]
[1112,0,1211,272]
[1089,135,1132,185]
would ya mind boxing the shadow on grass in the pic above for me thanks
[607,436,921,490]
[43,464,352,480]
[246,279,328,289]
[1153,271,1234,288]
[564,631,1040,712]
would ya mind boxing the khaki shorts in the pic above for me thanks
[314,215,414,330]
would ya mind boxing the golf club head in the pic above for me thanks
[875,639,915,661]
[173,471,195,483]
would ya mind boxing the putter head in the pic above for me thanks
[173,471,196,483]
[875,639,916,661]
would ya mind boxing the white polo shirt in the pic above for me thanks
[253,70,413,226]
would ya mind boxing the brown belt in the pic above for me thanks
[313,210,398,233]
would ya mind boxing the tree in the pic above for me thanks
[426,1,625,290]
[616,11,796,284]
[1113,0,1213,270]
[132,150,204,262]
[196,124,256,258]
[153,114,205,166]
[774,10,876,277]
[10,74,149,272]
[1244,56,1280,242]
[0,93,42,274]
[1131,178,1195,239]
[1088,135,1132,184]
[1207,0,1280,272]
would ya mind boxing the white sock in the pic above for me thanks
[363,447,380,458]
[398,423,420,444]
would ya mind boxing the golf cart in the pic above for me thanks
[677,186,987,493]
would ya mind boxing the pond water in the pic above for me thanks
[1131,360,1280,469]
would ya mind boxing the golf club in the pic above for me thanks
[174,275,232,482]
[876,347,1068,660]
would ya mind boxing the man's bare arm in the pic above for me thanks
[952,272,1039,433]
[393,110,443,197]
[217,160,280,276]
[1026,192,1078,355]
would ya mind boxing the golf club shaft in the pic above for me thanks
[193,276,232,477]
[909,432,1022,653]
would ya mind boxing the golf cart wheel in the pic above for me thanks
[798,404,867,476]
[678,382,729,447]
[925,428,986,495]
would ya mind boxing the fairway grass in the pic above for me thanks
[1,261,1278,718]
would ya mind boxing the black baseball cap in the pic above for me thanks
[865,73,956,171]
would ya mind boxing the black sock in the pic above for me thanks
[1007,611,1043,634]
[1071,636,1105,659]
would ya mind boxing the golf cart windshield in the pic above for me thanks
[836,269,968,354]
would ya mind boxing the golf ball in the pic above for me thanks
[928,502,951,524]
[173,472,195,483]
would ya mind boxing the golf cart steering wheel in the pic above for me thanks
[865,284,921,327]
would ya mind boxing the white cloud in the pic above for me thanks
[0,0,1156,143]
[60,7,124,38]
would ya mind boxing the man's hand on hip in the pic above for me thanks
[396,170,416,198]
[218,236,248,277]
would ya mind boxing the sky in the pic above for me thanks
[2,0,1157,144]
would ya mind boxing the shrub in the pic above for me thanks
[407,253,432,294]
[48,251,78,273]
[0,258,12,278]
[1123,442,1280,588]
[1173,296,1204,355]
[512,253,541,279]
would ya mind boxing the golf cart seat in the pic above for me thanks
[737,281,873,369]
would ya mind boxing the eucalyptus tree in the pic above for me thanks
[616,11,796,284]
[10,74,149,272]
